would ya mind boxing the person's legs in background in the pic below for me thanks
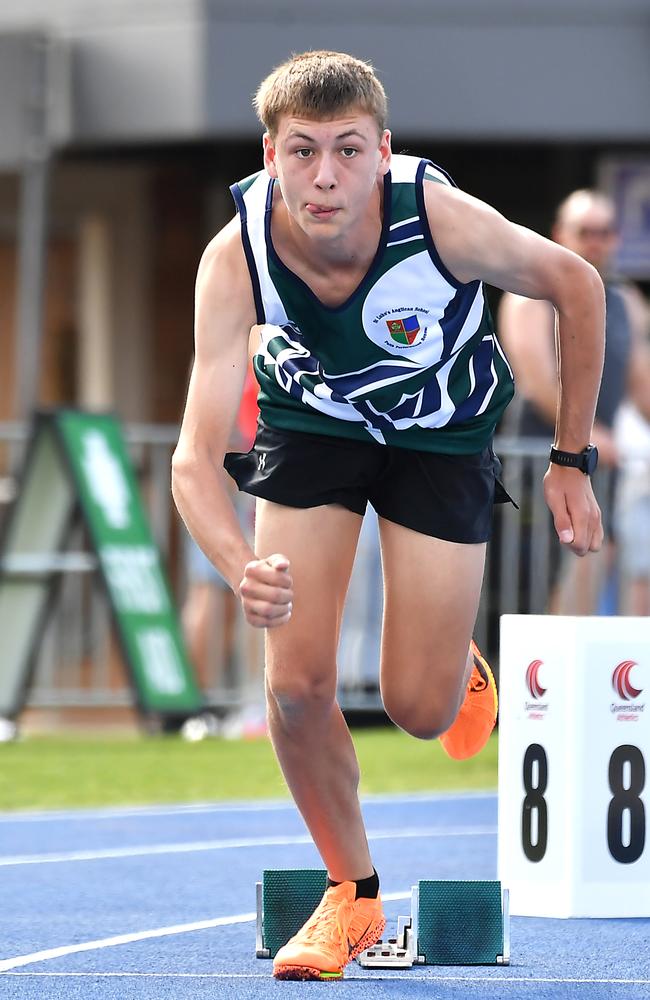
[615,494,650,615]
[181,528,236,696]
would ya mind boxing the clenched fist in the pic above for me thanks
[239,553,293,628]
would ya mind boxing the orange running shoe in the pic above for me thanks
[439,640,498,760]
[272,880,385,981]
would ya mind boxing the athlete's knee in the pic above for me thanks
[266,659,337,722]
[381,685,457,741]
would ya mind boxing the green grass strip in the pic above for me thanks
[0,728,497,812]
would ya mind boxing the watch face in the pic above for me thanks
[584,446,598,475]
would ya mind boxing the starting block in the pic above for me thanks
[256,869,328,959]
[256,869,510,967]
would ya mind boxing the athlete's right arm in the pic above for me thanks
[171,220,293,628]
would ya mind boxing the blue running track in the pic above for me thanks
[0,792,648,999]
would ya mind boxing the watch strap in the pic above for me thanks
[549,445,597,475]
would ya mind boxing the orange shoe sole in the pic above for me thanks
[273,915,386,981]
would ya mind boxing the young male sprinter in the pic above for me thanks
[172,51,605,980]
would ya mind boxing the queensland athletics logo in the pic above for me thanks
[386,315,420,346]
[525,659,548,718]
[612,660,642,700]
[611,660,645,721]
[526,659,547,699]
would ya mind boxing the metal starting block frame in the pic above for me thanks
[356,909,418,968]
[357,882,510,967]
[256,870,510,967]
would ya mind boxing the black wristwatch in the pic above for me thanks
[549,444,598,476]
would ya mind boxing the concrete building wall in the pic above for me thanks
[0,1,649,146]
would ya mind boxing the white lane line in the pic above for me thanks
[0,803,295,824]
[0,826,496,868]
[0,892,413,973]
[0,913,256,972]
[0,791,497,825]
[0,972,263,979]
[2,973,650,985]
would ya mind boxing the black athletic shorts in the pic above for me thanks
[224,421,515,544]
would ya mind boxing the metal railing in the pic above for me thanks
[0,422,618,719]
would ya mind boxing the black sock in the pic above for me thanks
[327,869,380,900]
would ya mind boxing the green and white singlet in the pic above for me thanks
[230,154,514,454]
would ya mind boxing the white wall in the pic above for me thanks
[0,1,648,144]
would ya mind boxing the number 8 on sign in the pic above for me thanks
[521,743,548,862]
[607,744,646,864]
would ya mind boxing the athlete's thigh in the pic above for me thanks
[378,517,486,704]
[254,499,363,683]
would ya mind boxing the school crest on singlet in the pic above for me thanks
[230,155,514,453]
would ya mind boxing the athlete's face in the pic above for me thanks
[263,110,391,240]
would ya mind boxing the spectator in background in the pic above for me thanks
[499,189,650,613]
[613,289,650,614]
[614,395,650,614]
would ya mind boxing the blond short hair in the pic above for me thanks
[254,50,388,138]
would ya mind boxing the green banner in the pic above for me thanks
[55,410,202,716]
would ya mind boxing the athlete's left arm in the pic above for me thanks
[424,182,605,557]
